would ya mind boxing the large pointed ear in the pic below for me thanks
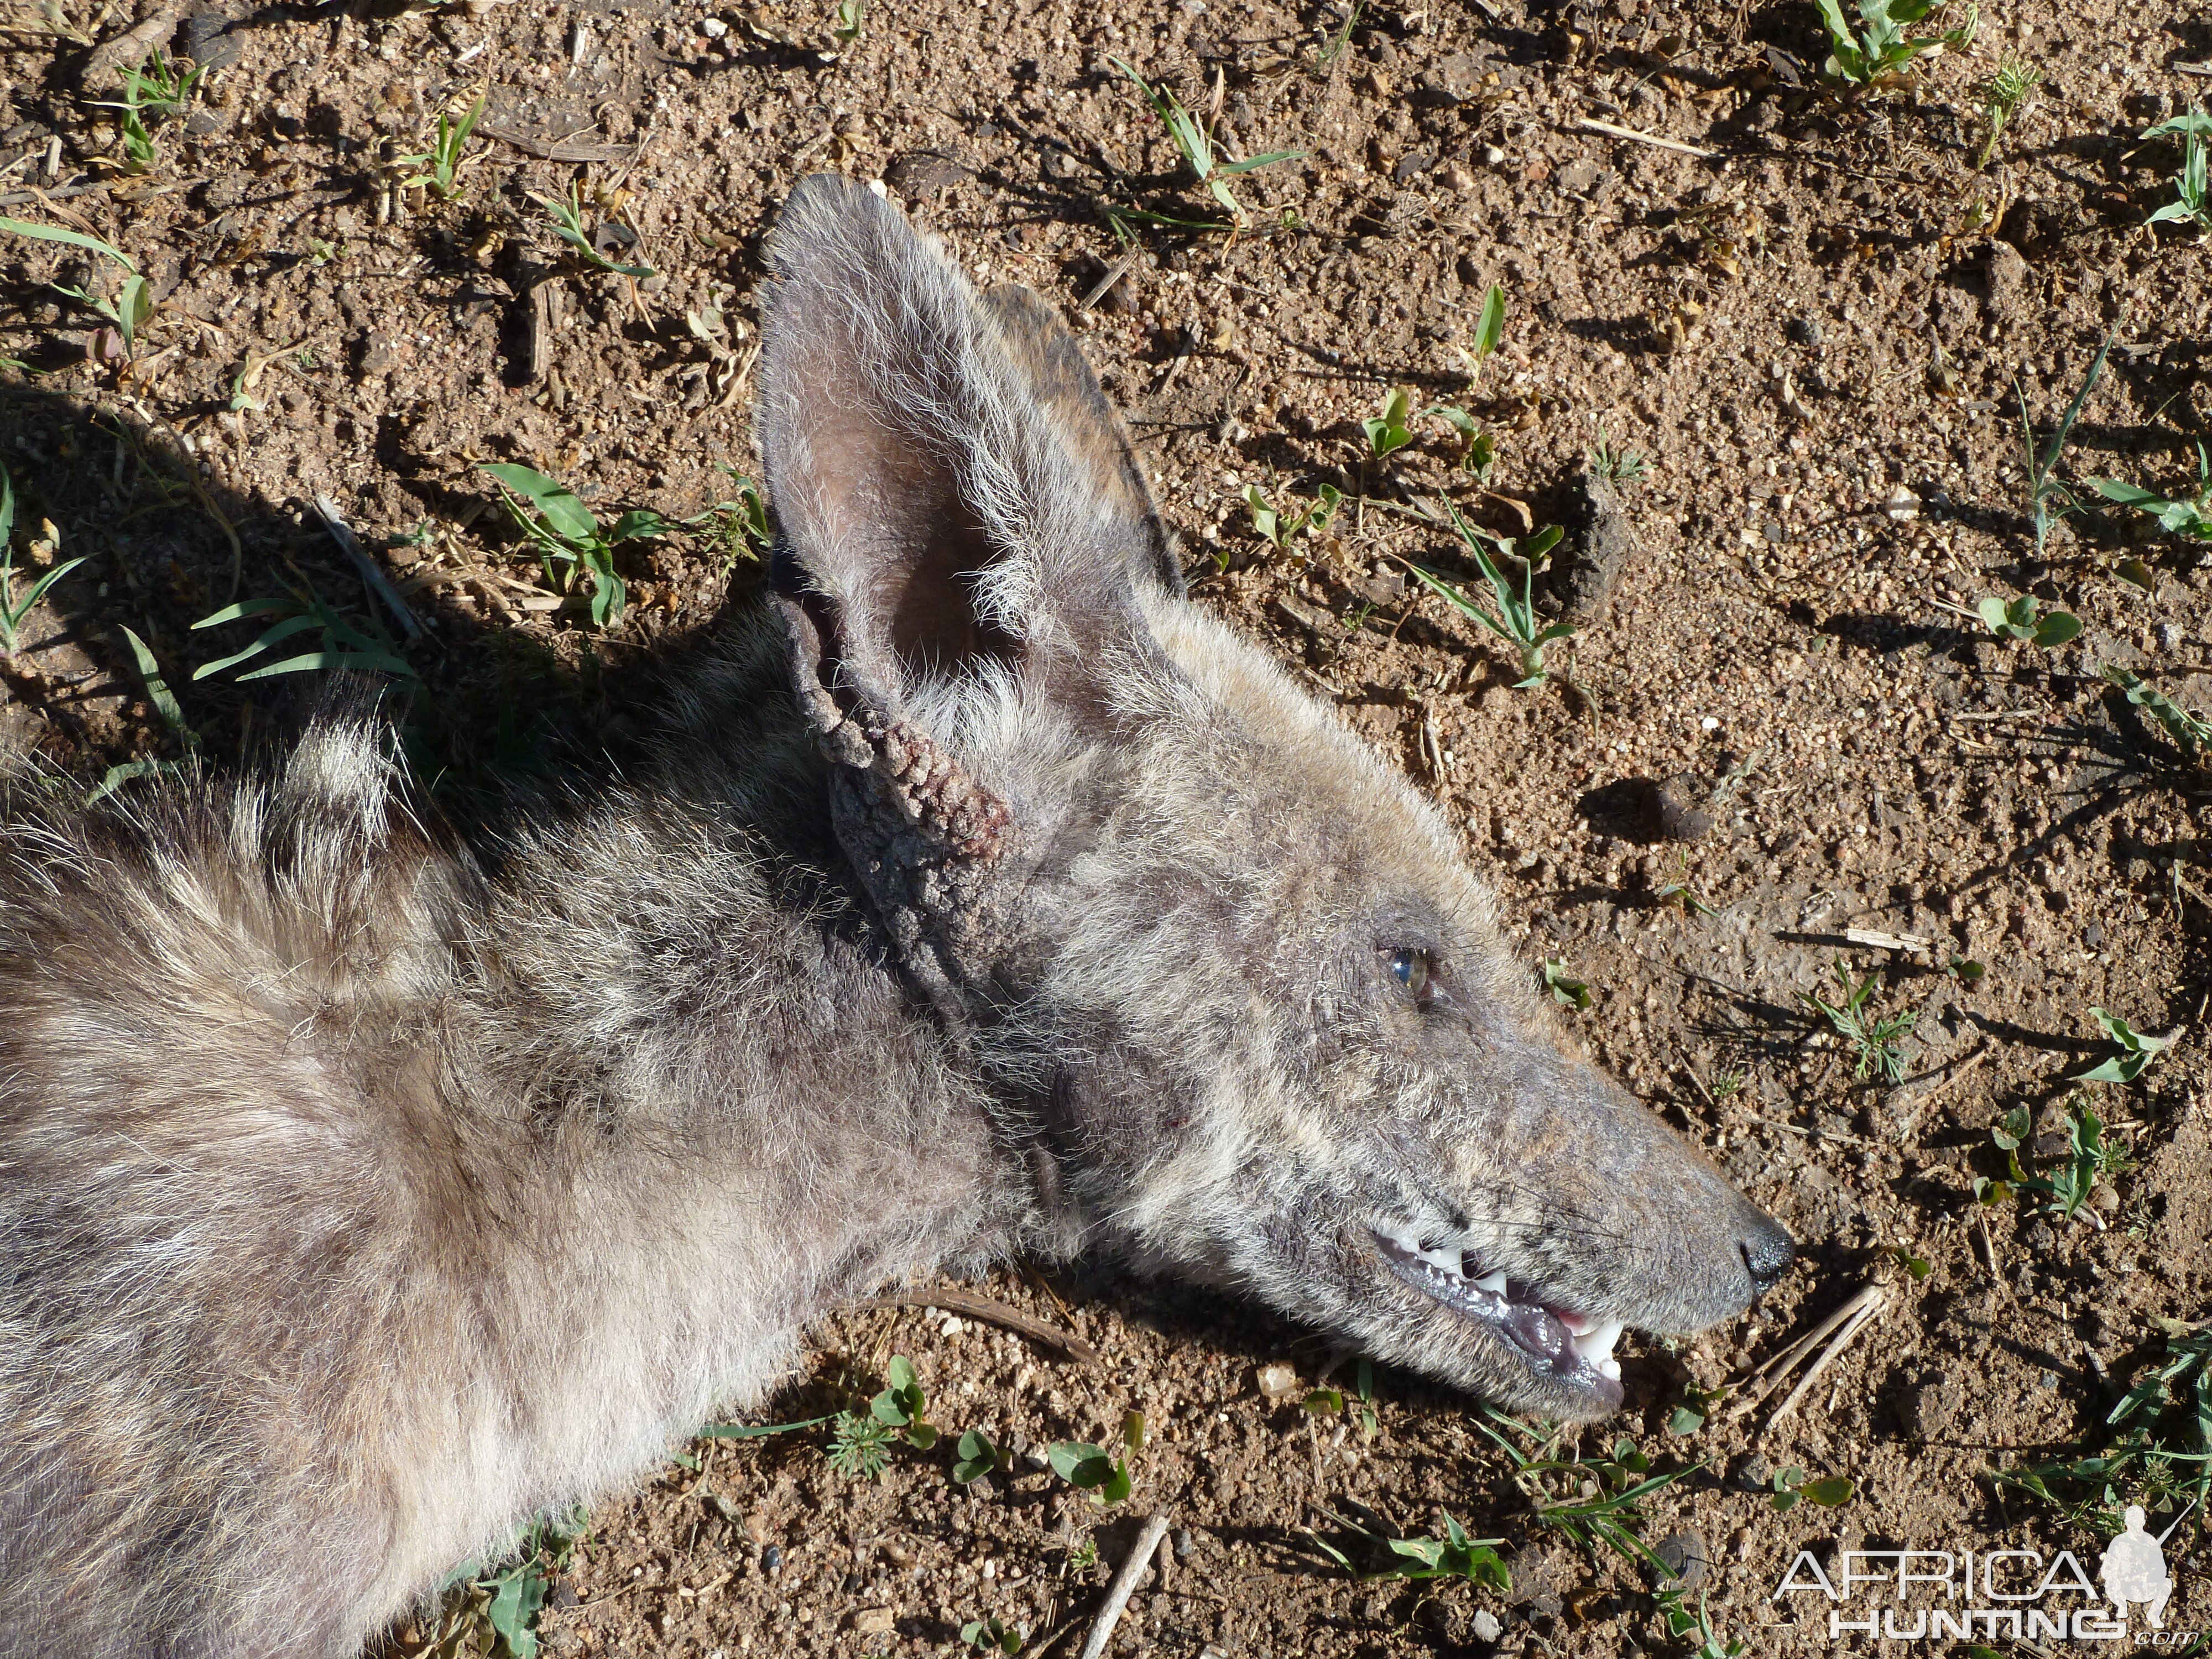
[757,175,1173,723]
[979,283,1185,602]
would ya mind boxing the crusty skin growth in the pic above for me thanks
[0,176,1791,1656]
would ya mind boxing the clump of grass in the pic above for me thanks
[537,183,654,278]
[1813,0,1976,86]
[1,218,154,362]
[0,467,87,661]
[2146,107,2211,232]
[1802,961,1915,1084]
[191,582,418,682]
[1306,1507,1510,1586]
[1108,58,1303,227]
[397,92,485,201]
[2016,330,2114,557]
[91,48,202,174]
[1974,56,2042,167]
[1400,499,1572,690]
[1996,1318,2210,1538]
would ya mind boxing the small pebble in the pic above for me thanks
[1481,144,1506,165]
[1882,486,1921,523]
[699,14,728,34]
[1787,315,1823,347]
[1472,1609,1504,1643]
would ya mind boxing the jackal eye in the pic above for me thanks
[1384,947,1434,1004]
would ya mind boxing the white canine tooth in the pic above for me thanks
[1418,1246,1465,1278]
[1379,1222,1425,1257]
[1470,1270,1507,1296]
[1600,1357,1621,1381]
[1572,1318,1626,1369]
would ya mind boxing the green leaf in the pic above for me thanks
[0,217,138,273]
[1100,1457,1132,1505]
[1991,1104,2031,1152]
[608,508,674,544]
[1124,1408,1146,1457]
[1303,1387,1345,1415]
[1667,1405,1706,1436]
[119,627,190,739]
[482,462,599,544]
[951,1428,1000,1483]
[1802,1477,1855,1506]
[695,1413,834,1439]
[236,648,417,681]
[1048,1441,1110,1484]
[1472,284,1506,358]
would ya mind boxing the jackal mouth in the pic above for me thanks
[1370,1227,1627,1408]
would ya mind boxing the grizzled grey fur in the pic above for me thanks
[0,175,1790,1657]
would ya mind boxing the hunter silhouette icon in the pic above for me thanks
[2100,1505,2174,1628]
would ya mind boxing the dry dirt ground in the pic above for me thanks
[4,0,2212,1653]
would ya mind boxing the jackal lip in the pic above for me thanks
[1369,1227,1627,1408]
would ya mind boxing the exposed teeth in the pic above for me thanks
[1417,1245,1465,1279]
[1470,1269,1507,1296]
[1572,1318,1626,1379]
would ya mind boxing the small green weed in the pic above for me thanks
[1316,1,1363,70]
[2076,1007,2175,1084]
[2105,664,2212,759]
[1974,56,2041,168]
[1802,961,1915,1084]
[191,585,417,682]
[2146,107,2211,232]
[1996,1320,2210,1536]
[832,0,865,44]
[960,1615,1020,1655]
[1109,59,1303,227]
[1427,406,1497,480]
[1710,1069,1746,1101]
[1242,480,1340,550]
[709,469,772,564]
[1543,958,1592,1010]
[1301,1358,1380,1441]
[1813,0,1975,86]
[1658,1586,1745,1659]
[1475,1413,1700,1574]
[1047,1410,1144,1506]
[826,1411,897,1480]
[1666,1382,1729,1437]
[0,467,87,660]
[91,49,201,174]
[1306,1508,1510,1587]
[951,1428,1008,1485]
[1769,1466,1856,1512]
[424,1505,590,1659]
[1656,853,1720,921]
[1363,388,1416,460]
[1588,429,1649,488]
[2016,331,2114,558]
[1401,499,1571,690]
[1990,1095,2133,1221]
[2091,442,2212,542]
[868,1355,939,1449]
[1453,282,1506,380]
[538,184,654,278]
[1975,592,2080,647]
[398,92,485,201]
[483,462,670,626]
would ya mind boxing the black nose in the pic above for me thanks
[1740,1216,1796,1295]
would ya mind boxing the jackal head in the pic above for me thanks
[758,176,1790,1420]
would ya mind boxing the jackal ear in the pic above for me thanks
[757,174,1173,717]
